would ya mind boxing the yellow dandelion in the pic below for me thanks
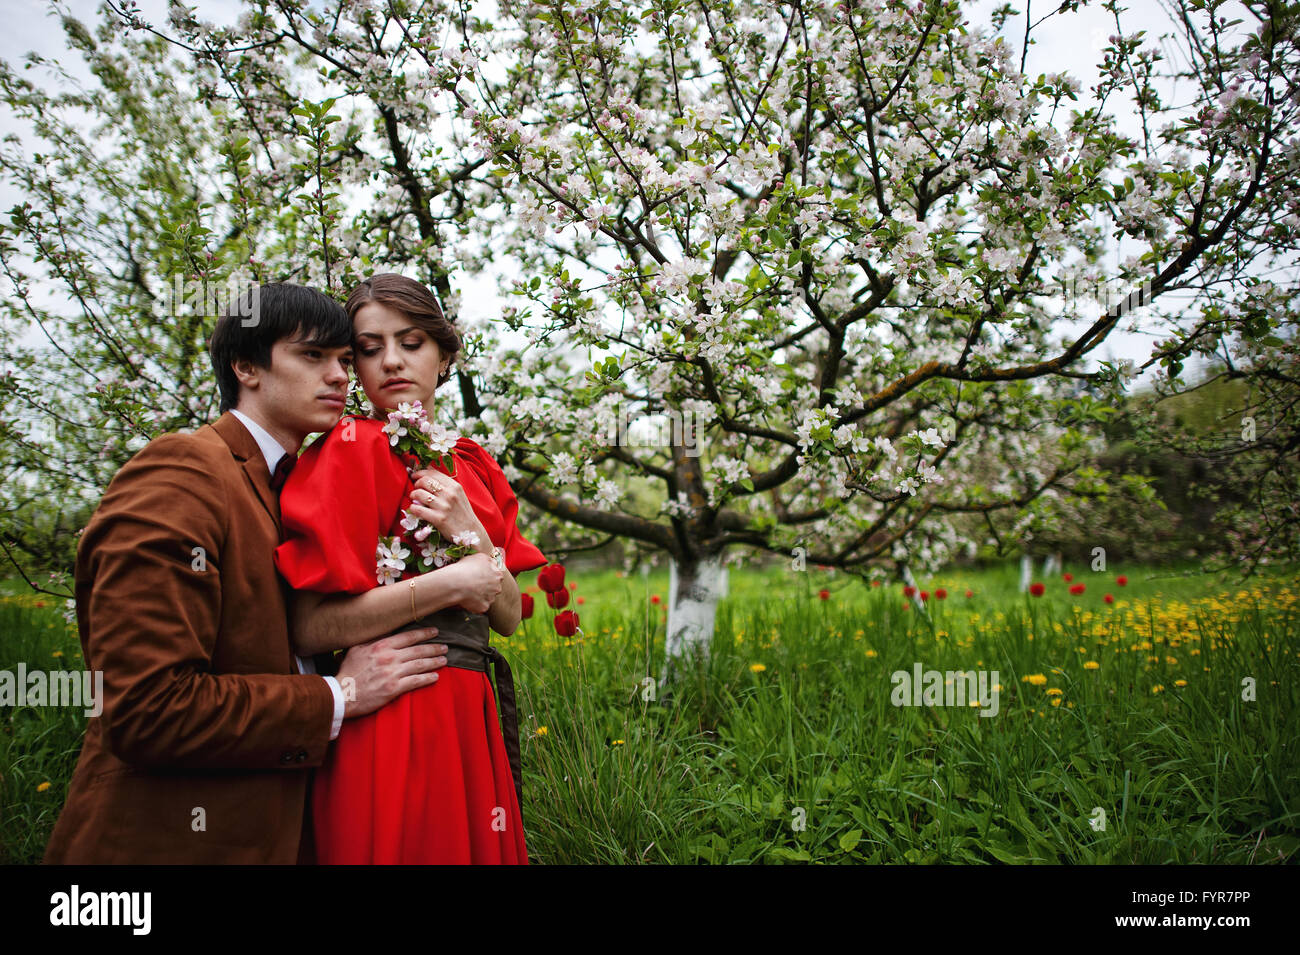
[1083,661,1100,670]
[1165,656,1178,665]
[865,649,877,658]
[1151,684,1165,694]
[750,663,767,673]
[1174,679,1187,688]
[52,650,63,658]
[1050,698,1062,707]
[535,726,548,737]
[611,739,625,746]
[1023,673,1047,686]
[37,781,51,792]
[1046,687,1063,697]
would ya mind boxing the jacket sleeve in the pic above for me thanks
[82,432,335,770]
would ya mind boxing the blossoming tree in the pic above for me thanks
[1,0,1295,661]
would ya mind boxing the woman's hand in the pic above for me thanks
[444,552,504,614]
[408,468,489,547]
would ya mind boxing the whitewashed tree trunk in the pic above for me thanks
[899,563,927,613]
[663,553,726,668]
[1019,554,1033,592]
[1043,552,1062,578]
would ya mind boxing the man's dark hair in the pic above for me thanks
[208,283,351,414]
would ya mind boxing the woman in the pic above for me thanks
[273,273,547,864]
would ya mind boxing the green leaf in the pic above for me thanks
[768,846,812,863]
[838,829,862,852]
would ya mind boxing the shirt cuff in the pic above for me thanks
[322,676,346,741]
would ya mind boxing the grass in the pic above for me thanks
[2,560,1297,864]
[0,593,85,864]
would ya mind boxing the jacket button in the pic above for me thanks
[280,751,294,764]
[295,749,308,762]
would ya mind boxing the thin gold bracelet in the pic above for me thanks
[409,578,418,623]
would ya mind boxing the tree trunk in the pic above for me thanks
[1019,553,1033,592]
[1043,552,1062,578]
[899,562,927,613]
[663,553,726,669]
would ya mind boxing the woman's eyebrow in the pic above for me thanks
[355,326,421,339]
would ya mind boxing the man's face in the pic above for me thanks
[234,332,352,444]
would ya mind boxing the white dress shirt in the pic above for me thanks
[230,408,346,740]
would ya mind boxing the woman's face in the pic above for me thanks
[351,300,450,412]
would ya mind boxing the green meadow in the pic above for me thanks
[3,560,1297,864]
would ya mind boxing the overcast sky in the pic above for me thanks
[0,0,1240,383]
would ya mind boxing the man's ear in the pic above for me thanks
[231,357,261,392]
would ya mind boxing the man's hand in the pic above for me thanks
[335,627,448,719]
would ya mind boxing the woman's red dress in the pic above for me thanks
[274,415,547,864]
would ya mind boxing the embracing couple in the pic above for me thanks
[43,274,546,865]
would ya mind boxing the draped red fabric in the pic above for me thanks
[274,416,546,864]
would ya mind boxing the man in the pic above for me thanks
[43,283,448,864]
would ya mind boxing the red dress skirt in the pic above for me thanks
[274,416,547,864]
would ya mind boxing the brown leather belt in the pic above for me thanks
[403,608,523,815]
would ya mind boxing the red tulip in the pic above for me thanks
[577,596,585,605]
[1063,572,1074,582]
[964,590,974,598]
[1069,583,1086,596]
[903,585,917,598]
[1116,575,1128,586]
[920,590,930,602]
[935,588,947,600]
[1103,593,1114,604]
[546,588,570,609]
[818,589,830,600]
[520,593,534,619]
[651,594,661,605]
[870,580,882,588]
[537,563,566,593]
[1029,582,1045,597]
[568,582,577,591]
[554,610,579,636]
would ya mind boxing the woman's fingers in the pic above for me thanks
[407,501,442,524]
[408,484,482,542]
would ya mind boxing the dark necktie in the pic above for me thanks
[270,453,297,493]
